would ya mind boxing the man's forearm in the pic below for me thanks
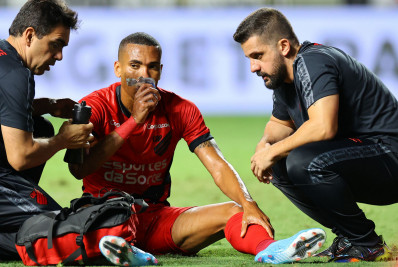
[263,120,294,144]
[32,98,55,116]
[268,119,335,161]
[8,136,64,171]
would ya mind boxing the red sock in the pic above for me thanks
[224,212,275,255]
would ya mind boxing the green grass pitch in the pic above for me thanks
[4,116,398,266]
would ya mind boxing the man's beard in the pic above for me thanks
[257,56,287,90]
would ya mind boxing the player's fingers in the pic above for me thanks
[150,88,161,101]
[240,220,248,238]
[135,85,153,99]
[136,84,158,95]
[249,216,274,239]
[265,223,274,239]
[258,216,274,238]
[136,96,159,111]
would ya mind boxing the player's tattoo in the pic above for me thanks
[197,140,220,151]
[197,140,213,149]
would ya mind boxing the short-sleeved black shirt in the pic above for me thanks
[0,39,35,174]
[272,41,398,141]
[0,39,35,133]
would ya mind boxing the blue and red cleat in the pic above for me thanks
[99,235,158,266]
[255,228,326,264]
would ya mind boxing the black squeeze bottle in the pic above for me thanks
[63,101,92,164]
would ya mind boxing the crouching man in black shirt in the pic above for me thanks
[234,7,398,263]
[0,0,93,260]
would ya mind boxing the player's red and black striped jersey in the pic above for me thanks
[80,82,212,203]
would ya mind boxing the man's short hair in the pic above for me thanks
[9,0,79,38]
[118,32,162,59]
[233,8,299,46]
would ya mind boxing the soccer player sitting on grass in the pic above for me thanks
[233,7,397,263]
[68,32,326,265]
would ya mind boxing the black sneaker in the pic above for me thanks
[332,236,392,263]
[313,236,351,258]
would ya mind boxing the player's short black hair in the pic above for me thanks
[9,0,78,38]
[118,32,162,60]
[233,7,299,46]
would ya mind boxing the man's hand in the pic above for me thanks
[49,98,77,119]
[240,202,274,238]
[132,84,161,124]
[251,142,275,183]
[32,98,77,118]
[55,120,94,149]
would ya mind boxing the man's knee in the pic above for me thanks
[286,145,318,184]
[33,116,54,138]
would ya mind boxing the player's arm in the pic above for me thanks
[68,131,125,179]
[68,84,160,179]
[194,139,274,238]
[32,98,77,119]
[251,94,339,182]
[1,121,93,171]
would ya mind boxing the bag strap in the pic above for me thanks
[69,191,134,212]
[24,241,40,265]
[134,198,148,213]
[44,212,59,250]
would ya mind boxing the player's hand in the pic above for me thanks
[49,98,77,119]
[56,120,94,149]
[251,142,275,183]
[132,83,161,124]
[240,202,274,239]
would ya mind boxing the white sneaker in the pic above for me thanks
[255,228,326,264]
[99,235,158,266]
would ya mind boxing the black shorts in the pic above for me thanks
[0,173,61,260]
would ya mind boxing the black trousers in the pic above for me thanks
[271,137,398,247]
[0,117,62,260]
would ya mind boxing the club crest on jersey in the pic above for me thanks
[153,135,162,142]
[154,131,172,156]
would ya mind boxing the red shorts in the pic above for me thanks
[133,203,193,255]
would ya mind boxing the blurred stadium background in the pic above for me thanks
[1,0,397,116]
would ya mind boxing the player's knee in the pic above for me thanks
[224,202,243,219]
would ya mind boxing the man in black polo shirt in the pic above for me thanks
[0,0,94,260]
[233,7,398,263]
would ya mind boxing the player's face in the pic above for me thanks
[115,44,162,93]
[241,35,288,89]
[26,25,70,75]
